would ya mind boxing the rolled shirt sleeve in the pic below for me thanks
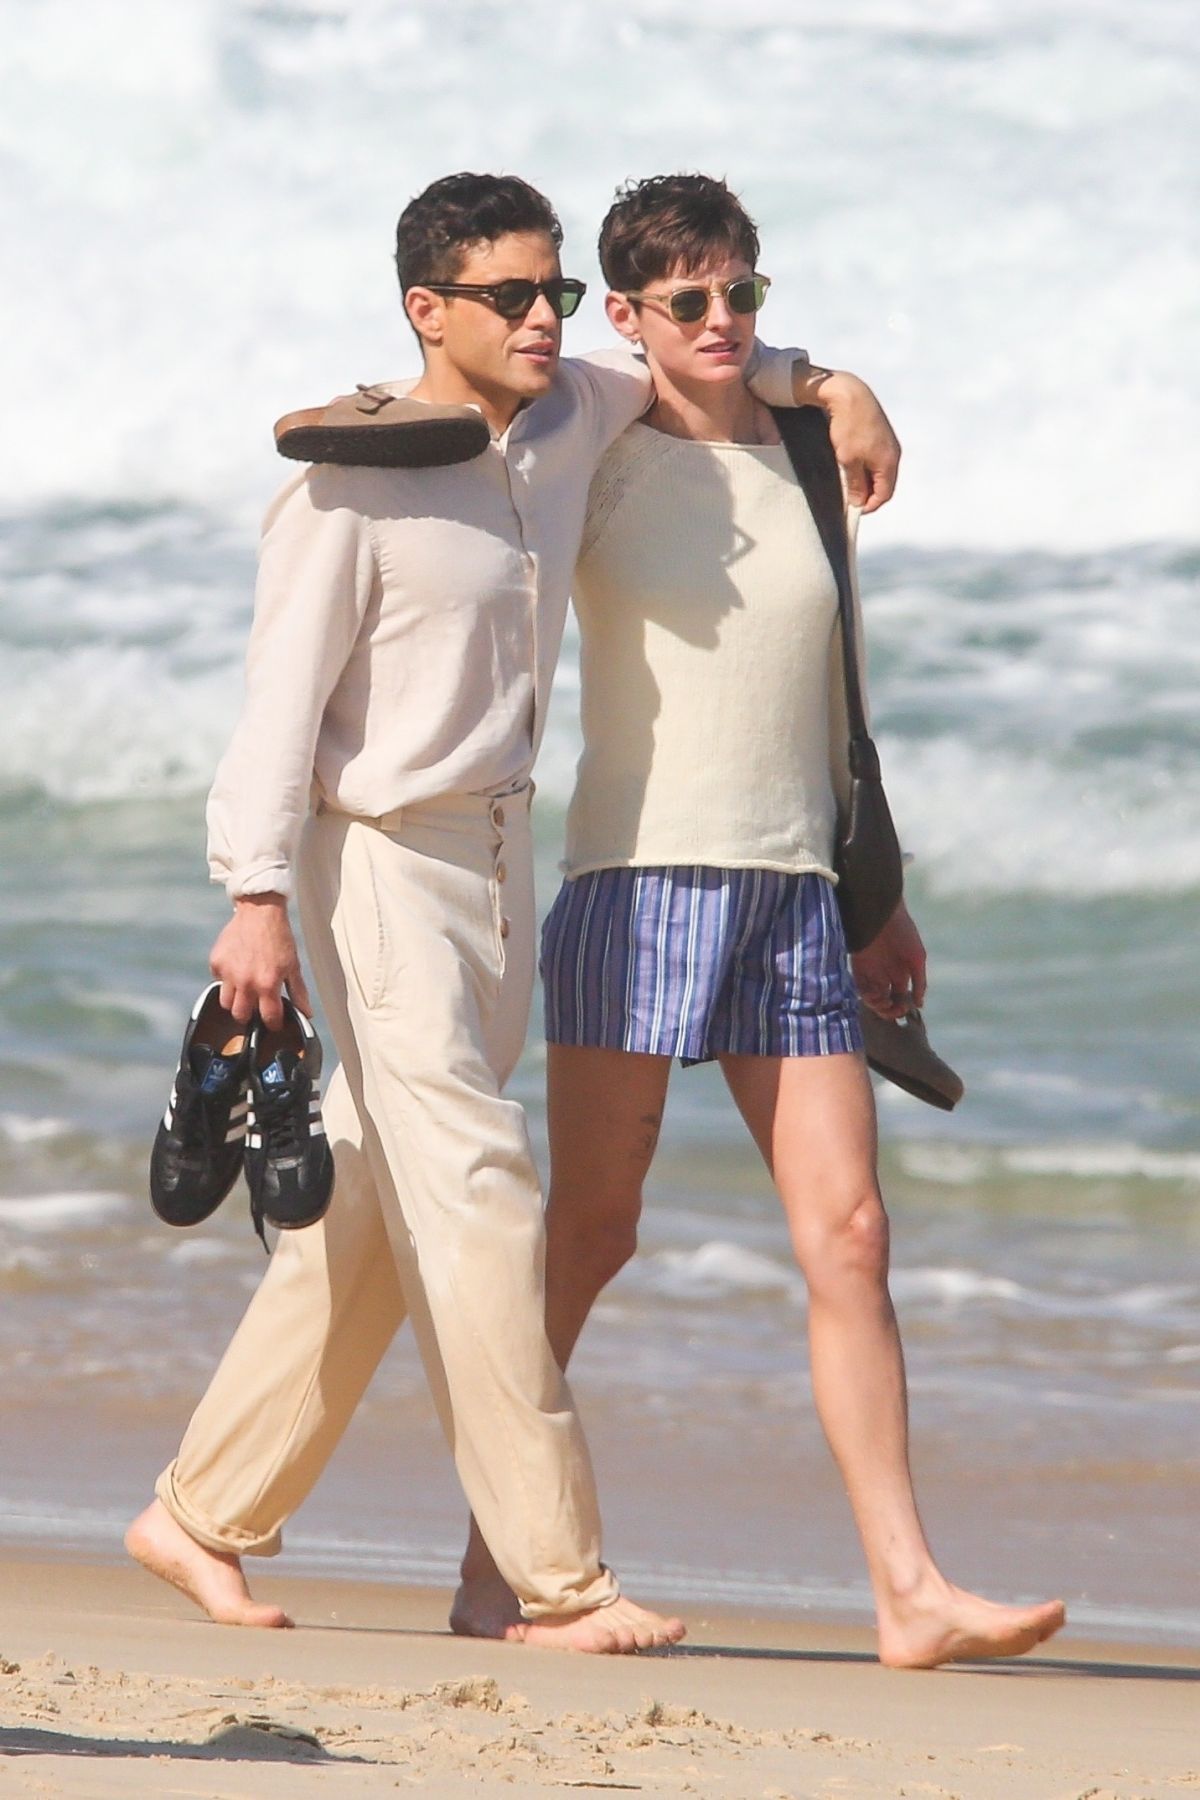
[206,468,378,900]
[745,341,810,408]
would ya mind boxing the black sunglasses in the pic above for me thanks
[423,277,587,320]
[623,274,771,325]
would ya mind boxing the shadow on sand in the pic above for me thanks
[0,1717,368,1764]
[282,1618,1200,1682]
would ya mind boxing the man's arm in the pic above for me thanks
[211,894,311,1032]
[795,365,900,514]
[747,348,900,512]
[206,467,377,1027]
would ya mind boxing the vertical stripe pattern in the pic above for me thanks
[542,866,862,1063]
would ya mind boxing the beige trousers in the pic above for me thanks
[156,790,617,1618]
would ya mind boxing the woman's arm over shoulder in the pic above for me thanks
[565,347,655,452]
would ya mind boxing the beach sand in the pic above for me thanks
[0,1555,1195,1798]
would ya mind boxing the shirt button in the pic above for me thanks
[500,917,510,939]
[496,861,507,883]
[493,805,505,827]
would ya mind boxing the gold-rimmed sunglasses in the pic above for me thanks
[622,274,771,325]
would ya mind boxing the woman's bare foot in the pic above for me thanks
[507,1594,686,1654]
[125,1500,292,1629]
[877,1577,1065,1669]
[450,1571,523,1639]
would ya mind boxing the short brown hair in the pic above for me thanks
[395,172,563,292]
[598,174,760,292]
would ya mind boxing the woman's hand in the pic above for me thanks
[851,900,927,1019]
[794,367,901,513]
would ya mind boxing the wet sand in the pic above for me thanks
[0,1555,1196,1797]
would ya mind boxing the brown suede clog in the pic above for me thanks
[859,1005,965,1111]
[275,384,491,468]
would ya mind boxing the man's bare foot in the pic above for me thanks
[449,1572,522,1640]
[507,1594,686,1654]
[878,1577,1065,1669]
[125,1500,292,1629]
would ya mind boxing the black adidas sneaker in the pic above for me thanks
[150,983,253,1226]
[244,998,334,1247]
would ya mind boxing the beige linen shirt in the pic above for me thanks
[207,346,804,899]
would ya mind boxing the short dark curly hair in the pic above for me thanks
[395,172,564,292]
[598,173,760,294]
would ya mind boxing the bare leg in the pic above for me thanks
[125,1500,292,1628]
[453,1046,682,1652]
[720,1049,1064,1668]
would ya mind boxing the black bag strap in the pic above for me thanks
[769,406,877,778]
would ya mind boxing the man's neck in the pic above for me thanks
[409,364,521,440]
[644,370,761,445]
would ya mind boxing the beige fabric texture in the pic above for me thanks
[564,425,866,879]
[206,346,804,901]
[157,790,618,1619]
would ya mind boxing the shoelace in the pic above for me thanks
[254,1077,306,1159]
[175,1081,222,1156]
[248,1071,306,1252]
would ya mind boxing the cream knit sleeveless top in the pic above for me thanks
[562,421,860,879]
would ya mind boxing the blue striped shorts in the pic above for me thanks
[541,866,863,1064]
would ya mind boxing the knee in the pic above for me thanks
[797,1190,890,1296]
[548,1191,642,1289]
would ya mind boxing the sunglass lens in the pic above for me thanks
[727,277,766,314]
[668,288,710,324]
[555,280,585,318]
[493,280,538,319]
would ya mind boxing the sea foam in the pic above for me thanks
[1,0,1195,550]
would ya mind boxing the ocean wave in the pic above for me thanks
[0,1191,131,1232]
[897,1140,1200,1187]
[889,1266,1026,1305]
[1,0,1194,549]
[637,1241,804,1302]
[0,1114,71,1147]
[1003,1143,1200,1182]
[626,1240,1200,1330]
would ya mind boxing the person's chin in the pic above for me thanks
[511,353,558,394]
[695,357,748,383]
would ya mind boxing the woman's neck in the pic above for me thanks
[643,367,765,444]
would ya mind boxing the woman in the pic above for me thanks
[535,174,1064,1668]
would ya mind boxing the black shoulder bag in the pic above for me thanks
[770,406,903,952]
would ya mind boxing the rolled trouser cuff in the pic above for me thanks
[517,1563,620,1621]
[155,1462,283,1559]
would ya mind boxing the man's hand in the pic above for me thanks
[794,366,901,513]
[210,894,312,1031]
[851,900,927,1020]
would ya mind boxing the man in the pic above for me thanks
[126,172,899,1650]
